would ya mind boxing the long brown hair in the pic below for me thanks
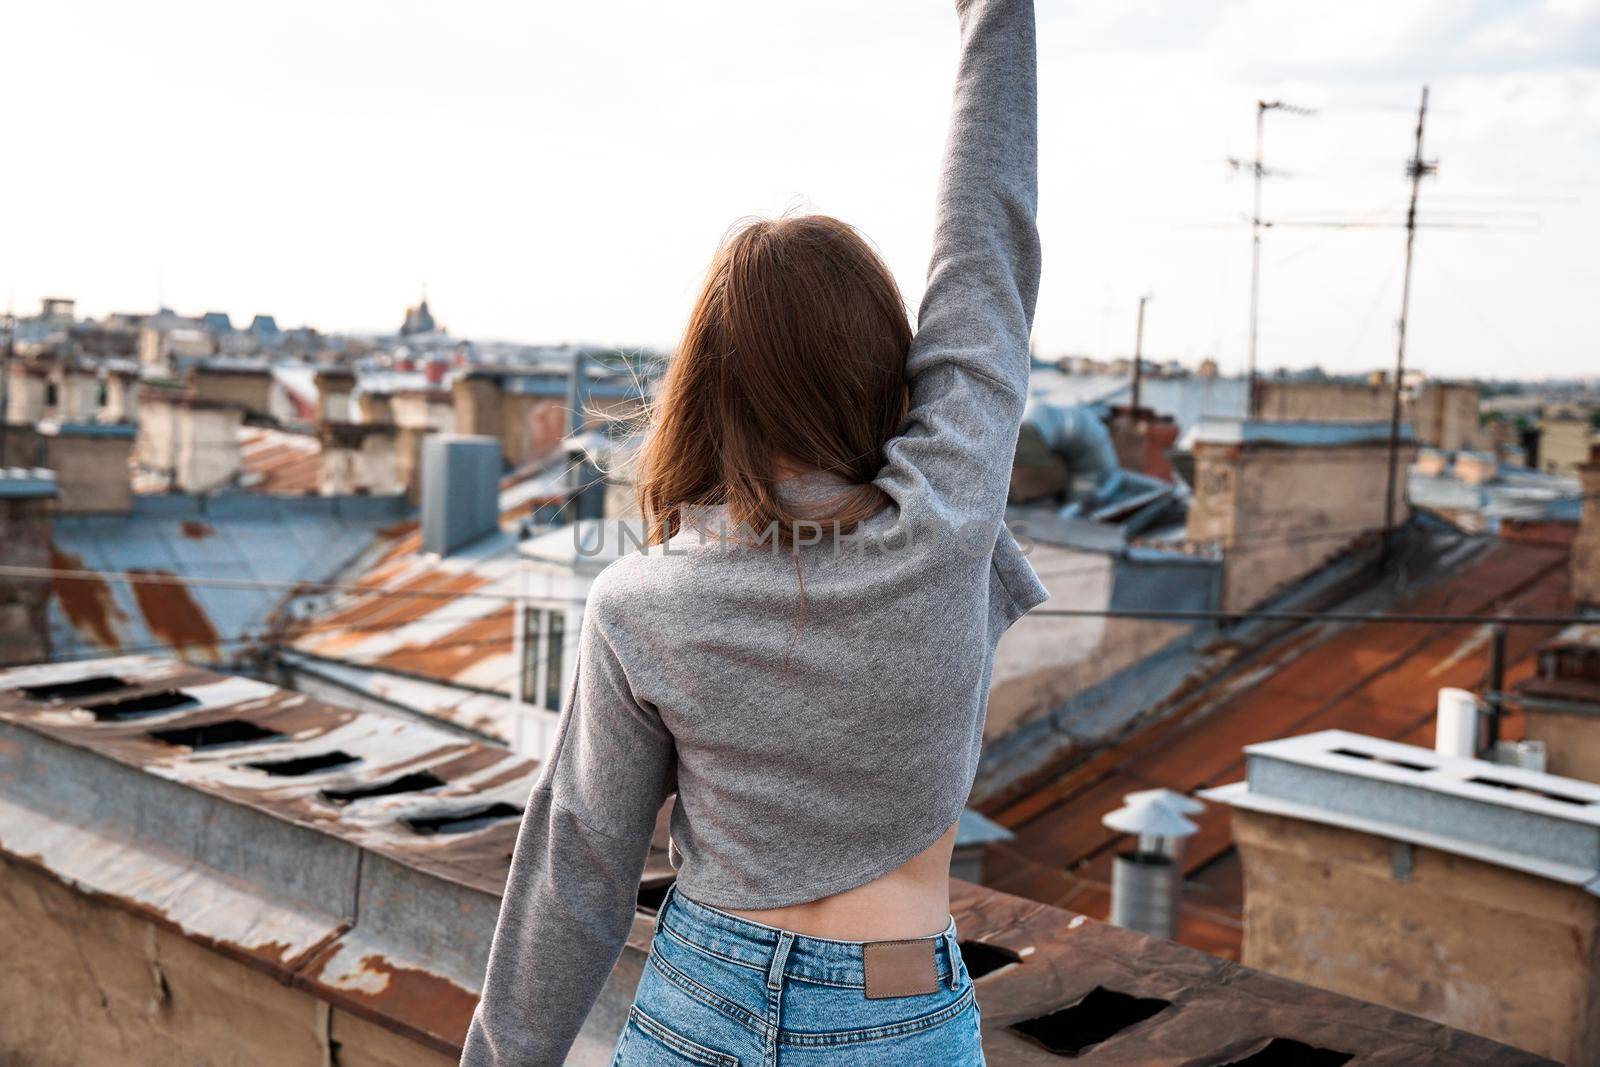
[636,214,913,546]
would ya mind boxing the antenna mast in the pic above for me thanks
[1230,99,1315,415]
[1382,86,1437,566]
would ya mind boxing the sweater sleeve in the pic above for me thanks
[461,603,676,1067]
[876,0,1040,534]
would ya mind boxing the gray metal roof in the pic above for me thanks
[48,493,409,665]
[1203,729,1600,892]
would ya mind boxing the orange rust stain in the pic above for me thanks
[378,519,419,540]
[372,526,424,569]
[250,940,298,965]
[48,545,126,649]
[299,570,490,657]
[374,605,514,681]
[180,519,216,540]
[317,952,478,1046]
[124,568,222,663]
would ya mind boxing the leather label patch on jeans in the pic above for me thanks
[862,939,939,999]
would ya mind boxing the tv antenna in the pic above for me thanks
[1227,99,1317,414]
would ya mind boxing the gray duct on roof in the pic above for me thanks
[421,435,502,557]
[1013,399,1124,505]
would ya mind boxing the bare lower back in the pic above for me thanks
[721,818,959,941]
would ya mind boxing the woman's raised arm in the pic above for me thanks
[876,0,1039,534]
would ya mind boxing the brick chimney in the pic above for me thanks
[1206,730,1600,1062]
[136,390,243,494]
[102,368,141,425]
[187,362,273,420]
[36,423,134,513]
[1515,626,1600,782]
[5,360,52,424]
[314,366,356,424]
[1187,420,1416,612]
[453,367,575,469]
[54,363,102,424]
[0,469,57,666]
[318,422,404,497]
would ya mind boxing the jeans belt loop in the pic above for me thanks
[653,881,675,935]
[767,930,795,992]
[942,923,960,990]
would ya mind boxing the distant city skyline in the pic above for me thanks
[4,0,1596,378]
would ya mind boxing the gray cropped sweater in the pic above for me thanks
[462,0,1042,1061]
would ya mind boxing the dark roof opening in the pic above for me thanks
[637,881,672,913]
[321,770,446,805]
[959,939,1024,980]
[1216,1038,1354,1066]
[1011,986,1171,1056]
[246,751,359,777]
[20,675,128,702]
[149,719,283,750]
[1467,775,1589,806]
[86,690,200,721]
[405,802,522,836]
[1332,747,1432,772]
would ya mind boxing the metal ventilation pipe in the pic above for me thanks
[1434,687,1479,759]
[1102,790,1202,941]
[421,434,502,557]
[1016,398,1123,504]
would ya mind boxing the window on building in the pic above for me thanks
[519,607,568,712]
[521,607,541,704]
[544,613,564,710]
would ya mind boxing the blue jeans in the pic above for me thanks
[613,883,984,1066]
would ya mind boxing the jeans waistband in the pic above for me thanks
[655,882,962,990]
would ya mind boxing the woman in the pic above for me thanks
[463,0,1042,1062]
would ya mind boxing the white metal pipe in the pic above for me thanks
[1435,687,1478,759]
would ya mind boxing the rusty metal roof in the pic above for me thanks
[238,424,323,494]
[983,537,1578,959]
[0,656,1548,1064]
[280,462,569,741]
[47,494,409,666]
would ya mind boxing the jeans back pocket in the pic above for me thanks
[613,1004,741,1067]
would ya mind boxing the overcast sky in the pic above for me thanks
[4,1,1596,379]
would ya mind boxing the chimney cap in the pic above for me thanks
[1102,793,1200,838]
[1123,788,1205,816]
